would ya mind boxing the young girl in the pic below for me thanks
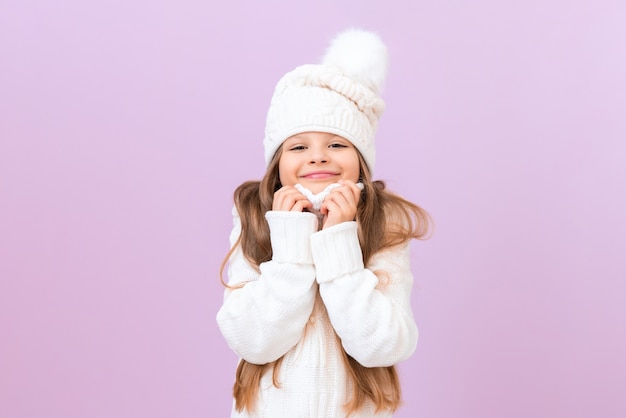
[216,28,432,418]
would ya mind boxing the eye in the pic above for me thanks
[329,143,348,149]
[289,145,307,151]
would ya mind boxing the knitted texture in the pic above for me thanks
[294,182,364,211]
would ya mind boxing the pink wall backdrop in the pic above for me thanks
[1,1,625,417]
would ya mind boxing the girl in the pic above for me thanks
[216,28,432,418]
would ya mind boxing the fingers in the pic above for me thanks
[339,179,364,202]
[320,181,362,228]
[272,186,313,212]
[321,190,354,217]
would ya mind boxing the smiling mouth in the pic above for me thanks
[301,172,339,179]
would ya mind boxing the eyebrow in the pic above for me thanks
[283,138,307,146]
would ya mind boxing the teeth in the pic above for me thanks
[294,182,364,210]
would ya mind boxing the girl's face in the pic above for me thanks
[278,132,360,194]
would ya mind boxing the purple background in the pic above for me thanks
[1,1,625,417]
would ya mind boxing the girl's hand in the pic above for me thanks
[272,186,313,212]
[320,180,362,229]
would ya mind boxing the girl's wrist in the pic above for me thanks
[265,211,318,264]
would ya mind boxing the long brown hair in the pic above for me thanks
[220,147,432,415]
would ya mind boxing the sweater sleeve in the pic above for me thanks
[216,208,319,365]
[311,221,418,367]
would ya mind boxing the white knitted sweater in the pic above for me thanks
[216,208,418,418]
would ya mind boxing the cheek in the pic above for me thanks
[348,156,361,181]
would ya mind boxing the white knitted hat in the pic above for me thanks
[263,28,389,171]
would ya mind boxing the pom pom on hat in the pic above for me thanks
[322,28,389,95]
[263,28,389,172]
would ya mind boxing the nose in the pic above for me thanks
[309,146,328,164]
